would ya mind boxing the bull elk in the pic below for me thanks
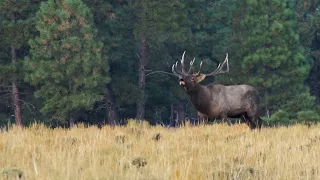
[172,51,262,130]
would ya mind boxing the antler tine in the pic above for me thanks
[190,58,195,66]
[188,57,196,73]
[226,53,229,73]
[196,61,204,75]
[172,64,179,76]
[171,51,195,76]
[180,51,187,74]
[205,53,229,76]
[172,61,181,77]
[223,53,229,74]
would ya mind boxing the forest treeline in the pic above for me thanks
[1,0,320,127]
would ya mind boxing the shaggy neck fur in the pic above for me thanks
[185,84,214,114]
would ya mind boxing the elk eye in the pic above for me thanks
[191,77,195,81]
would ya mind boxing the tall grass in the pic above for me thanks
[1,121,320,180]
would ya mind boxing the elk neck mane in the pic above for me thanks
[186,83,225,114]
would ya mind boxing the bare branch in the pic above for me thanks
[0,85,13,88]
[19,99,36,116]
[146,70,177,77]
[136,53,141,60]
[0,93,12,99]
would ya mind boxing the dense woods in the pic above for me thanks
[1,0,320,127]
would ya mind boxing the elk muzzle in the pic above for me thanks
[179,79,185,86]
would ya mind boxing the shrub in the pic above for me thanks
[263,110,291,126]
[295,110,320,125]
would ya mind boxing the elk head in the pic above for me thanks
[172,51,229,92]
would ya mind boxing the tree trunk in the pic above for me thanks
[170,104,175,127]
[10,14,23,127]
[11,46,23,127]
[264,90,270,118]
[68,81,75,128]
[136,37,147,120]
[69,112,75,128]
[177,100,186,126]
[106,85,119,125]
[314,58,320,104]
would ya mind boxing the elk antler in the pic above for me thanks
[171,51,190,77]
[199,53,229,77]
[172,62,180,76]
[188,57,195,73]
[180,51,187,74]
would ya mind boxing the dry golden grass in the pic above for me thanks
[1,121,320,180]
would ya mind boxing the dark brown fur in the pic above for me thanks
[172,52,262,130]
[181,76,261,129]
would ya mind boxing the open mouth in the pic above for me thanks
[179,80,185,86]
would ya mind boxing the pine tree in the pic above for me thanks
[82,0,138,124]
[304,1,320,104]
[0,0,44,126]
[241,0,316,118]
[129,0,190,120]
[24,0,110,126]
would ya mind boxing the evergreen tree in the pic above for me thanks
[129,0,191,121]
[241,0,316,118]
[24,0,110,126]
[305,2,320,104]
[0,0,44,126]
[83,0,138,124]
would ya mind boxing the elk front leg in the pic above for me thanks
[197,112,208,124]
[248,116,262,130]
[241,114,261,130]
[221,114,232,126]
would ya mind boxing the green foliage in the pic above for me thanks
[24,0,110,121]
[295,110,320,125]
[83,0,139,119]
[306,5,320,105]
[110,0,193,121]
[0,0,36,47]
[0,0,46,126]
[131,0,189,43]
[0,0,319,126]
[0,113,10,126]
[240,0,316,119]
[0,0,34,83]
[263,110,291,125]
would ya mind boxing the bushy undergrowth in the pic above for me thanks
[263,110,320,126]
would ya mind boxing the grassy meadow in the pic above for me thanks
[1,121,320,180]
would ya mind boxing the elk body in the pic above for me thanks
[172,52,262,130]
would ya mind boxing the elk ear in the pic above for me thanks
[195,74,206,83]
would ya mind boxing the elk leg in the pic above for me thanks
[197,112,208,124]
[248,118,257,129]
[221,114,232,126]
[247,116,262,130]
[199,116,208,124]
[256,117,262,130]
[241,115,252,128]
[241,114,258,130]
[246,109,262,130]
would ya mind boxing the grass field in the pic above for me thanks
[1,121,320,180]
